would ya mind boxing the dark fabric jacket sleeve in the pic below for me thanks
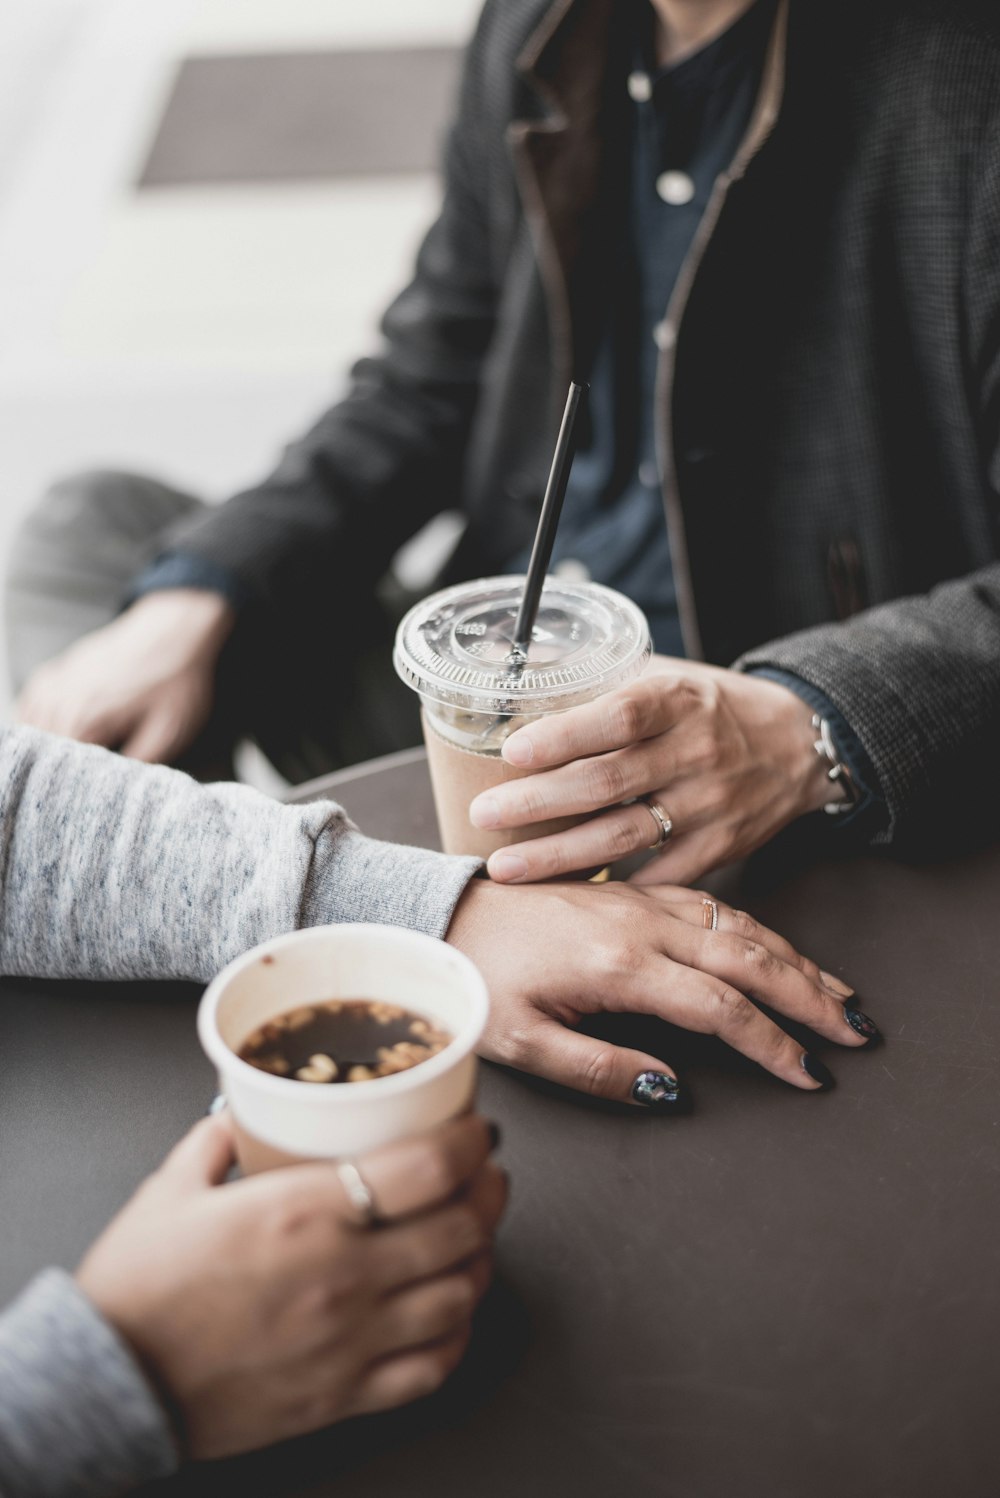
[748,668,887,833]
[154,14,502,614]
[736,125,1000,852]
[736,565,1000,849]
[126,552,250,611]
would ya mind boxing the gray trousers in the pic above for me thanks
[4,470,421,782]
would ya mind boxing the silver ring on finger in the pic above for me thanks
[701,897,719,932]
[336,1159,380,1228]
[641,796,673,851]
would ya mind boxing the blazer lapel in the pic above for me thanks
[508,0,629,399]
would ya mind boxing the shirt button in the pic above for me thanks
[656,170,696,206]
[638,460,659,488]
[653,320,676,351]
[554,558,590,582]
[627,71,652,102]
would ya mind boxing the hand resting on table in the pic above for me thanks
[447,878,878,1108]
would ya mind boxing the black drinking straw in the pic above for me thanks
[508,381,588,666]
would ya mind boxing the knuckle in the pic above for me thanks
[434,1329,471,1381]
[584,755,627,806]
[770,1028,799,1064]
[686,730,718,770]
[742,940,780,983]
[675,678,704,714]
[269,1199,315,1246]
[482,1167,509,1228]
[494,1023,538,1069]
[696,676,721,712]
[408,1143,458,1205]
[302,1265,355,1319]
[606,812,641,859]
[731,909,758,939]
[579,1046,616,1098]
[713,984,754,1029]
[700,780,731,816]
[410,1353,451,1400]
[298,1388,343,1431]
[599,933,643,980]
[516,782,551,822]
[452,1202,487,1257]
[444,1273,478,1318]
[608,692,644,744]
[586,934,631,982]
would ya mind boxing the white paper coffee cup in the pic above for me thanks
[197,924,489,1174]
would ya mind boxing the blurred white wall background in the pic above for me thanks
[0,0,481,705]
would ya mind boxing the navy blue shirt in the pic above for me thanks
[506,0,777,655]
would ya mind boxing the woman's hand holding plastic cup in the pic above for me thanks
[470,658,837,887]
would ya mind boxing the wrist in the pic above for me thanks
[131,589,235,650]
[75,1266,187,1452]
[445,874,495,948]
[764,681,841,817]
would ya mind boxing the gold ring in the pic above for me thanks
[641,797,673,851]
[701,898,719,931]
[336,1160,379,1227]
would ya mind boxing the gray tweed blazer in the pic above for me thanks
[166,0,1000,849]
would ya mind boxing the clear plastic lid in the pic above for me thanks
[393,576,651,715]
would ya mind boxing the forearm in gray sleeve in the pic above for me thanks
[0,726,480,983]
[0,1269,177,1496]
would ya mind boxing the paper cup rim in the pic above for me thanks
[197,924,489,1103]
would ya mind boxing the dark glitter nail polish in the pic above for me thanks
[631,1071,683,1109]
[487,1121,502,1151]
[844,1006,880,1043]
[800,1053,835,1089]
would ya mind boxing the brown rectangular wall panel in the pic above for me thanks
[138,48,461,186]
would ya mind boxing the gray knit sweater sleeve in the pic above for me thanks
[0,725,481,1494]
[0,1271,177,1497]
[0,725,480,981]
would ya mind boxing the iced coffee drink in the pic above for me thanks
[394,576,651,860]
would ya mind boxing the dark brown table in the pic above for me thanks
[2,747,998,1498]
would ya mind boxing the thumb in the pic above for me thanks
[158,1114,236,1191]
[508,1015,687,1113]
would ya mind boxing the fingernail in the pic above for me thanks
[206,1093,227,1115]
[631,1071,684,1110]
[470,795,500,829]
[490,852,528,882]
[844,1005,880,1043]
[487,1121,502,1150]
[820,969,854,998]
[800,1053,835,1090]
[503,736,533,766]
